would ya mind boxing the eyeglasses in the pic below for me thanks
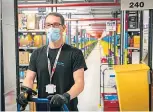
[44,22,62,28]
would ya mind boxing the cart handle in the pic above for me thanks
[17,98,69,112]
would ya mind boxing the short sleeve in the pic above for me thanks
[28,50,37,72]
[72,50,88,72]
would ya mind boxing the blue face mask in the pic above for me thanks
[46,28,61,42]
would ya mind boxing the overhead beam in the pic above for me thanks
[65,18,120,21]
[65,13,111,15]
[18,2,120,8]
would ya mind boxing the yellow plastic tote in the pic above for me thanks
[114,64,149,111]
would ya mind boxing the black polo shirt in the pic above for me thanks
[28,43,87,111]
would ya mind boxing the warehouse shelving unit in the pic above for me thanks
[120,1,153,110]
[119,10,142,64]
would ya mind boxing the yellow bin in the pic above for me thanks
[114,64,150,111]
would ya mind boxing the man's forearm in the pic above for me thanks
[22,70,36,89]
[67,83,84,100]
[23,78,34,89]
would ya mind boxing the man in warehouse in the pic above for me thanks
[17,12,87,111]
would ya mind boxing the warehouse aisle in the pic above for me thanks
[78,42,101,111]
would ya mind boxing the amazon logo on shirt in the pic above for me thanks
[57,62,64,66]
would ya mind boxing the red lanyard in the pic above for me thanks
[47,45,62,83]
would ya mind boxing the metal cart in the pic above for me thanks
[99,60,119,111]
[17,90,69,112]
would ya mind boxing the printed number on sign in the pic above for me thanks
[129,2,144,8]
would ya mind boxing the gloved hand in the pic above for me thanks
[47,93,70,106]
[16,86,36,111]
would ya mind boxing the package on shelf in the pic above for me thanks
[19,34,33,47]
[35,15,41,30]
[19,51,29,64]
[27,13,36,30]
[128,11,138,29]
[19,33,46,47]
[19,52,24,64]
[33,35,43,47]
[129,36,134,47]
[133,35,140,48]
[39,16,45,30]
[19,68,25,79]
[117,24,121,34]
[18,14,27,30]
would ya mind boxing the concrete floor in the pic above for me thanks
[78,42,101,111]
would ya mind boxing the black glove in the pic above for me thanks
[17,86,37,111]
[47,93,70,106]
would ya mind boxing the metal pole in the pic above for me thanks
[67,13,72,45]
[148,9,153,111]
[67,13,70,45]
[52,0,57,12]
[0,0,2,109]
[84,30,86,57]
[120,11,125,65]
[51,0,53,12]
[0,26,5,111]
[76,21,79,48]
[55,0,57,12]
[114,11,117,64]
[0,0,5,110]
[140,11,143,63]
[15,0,20,99]
[69,13,71,45]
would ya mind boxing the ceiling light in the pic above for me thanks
[22,10,38,13]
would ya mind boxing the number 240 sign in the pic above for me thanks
[121,0,153,10]
[129,2,144,8]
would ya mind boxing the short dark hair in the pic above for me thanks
[45,12,65,25]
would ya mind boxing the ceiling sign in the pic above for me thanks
[106,21,116,31]
[121,0,153,10]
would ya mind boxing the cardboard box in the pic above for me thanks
[18,14,27,29]
[132,51,140,64]
[19,52,25,64]
[133,43,140,48]
[27,14,36,30]
[18,14,23,29]
[134,36,140,44]
[24,52,29,64]
[19,52,29,64]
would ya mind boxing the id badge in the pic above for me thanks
[46,84,56,94]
